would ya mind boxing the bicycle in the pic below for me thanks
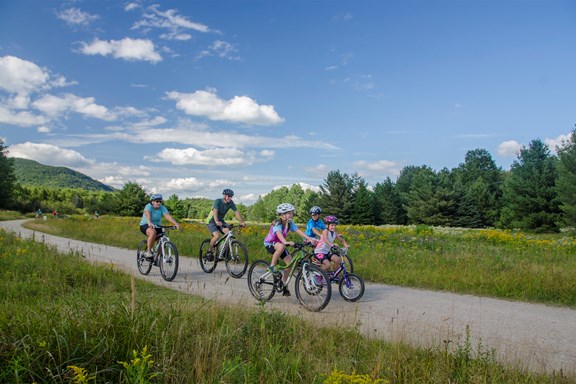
[304,241,354,273]
[323,246,365,302]
[247,243,332,312]
[199,224,248,278]
[136,225,179,282]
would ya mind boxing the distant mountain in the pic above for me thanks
[12,158,115,192]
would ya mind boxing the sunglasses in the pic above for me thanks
[153,200,162,203]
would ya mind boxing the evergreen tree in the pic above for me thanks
[318,170,358,223]
[351,180,374,225]
[452,148,503,227]
[501,139,560,232]
[114,182,149,217]
[373,177,402,225]
[0,139,17,209]
[555,128,576,228]
[395,165,430,224]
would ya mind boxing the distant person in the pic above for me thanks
[94,210,100,218]
[263,203,318,297]
[304,206,325,243]
[139,194,180,259]
[35,209,42,219]
[52,210,58,217]
[205,189,246,258]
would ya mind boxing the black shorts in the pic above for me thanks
[264,244,289,259]
[140,225,163,237]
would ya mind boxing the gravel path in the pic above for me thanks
[2,219,575,375]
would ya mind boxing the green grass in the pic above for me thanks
[19,215,576,308]
[1,229,572,383]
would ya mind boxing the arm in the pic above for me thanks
[234,210,246,226]
[163,213,181,230]
[145,210,153,228]
[212,208,222,227]
[295,228,316,244]
[275,229,292,246]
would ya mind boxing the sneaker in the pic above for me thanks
[268,265,281,275]
[205,251,214,262]
[282,286,291,297]
[313,273,324,286]
[142,251,152,260]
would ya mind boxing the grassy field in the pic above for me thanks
[19,214,576,308]
[1,223,573,383]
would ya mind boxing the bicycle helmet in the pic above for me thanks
[324,215,339,224]
[276,203,295,214]
[309,206,322,215]
[222,188,234,197]
[150,193,163,201]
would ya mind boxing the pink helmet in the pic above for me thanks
[324,215,338,224]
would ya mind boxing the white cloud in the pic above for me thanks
[545,134,570,152]
[78,38,162,63]
[165,177,203,190]
[57,8,99,26]
[497,140,523,157]
[0,105,47,126]
[151,146,274,166]
[8,142,94,167]
[0,55,49,94]
[32,93,115,121]
[197,40,240,60]
[166,89,284,126]
[133,5,212,34]
[353,159,401,173]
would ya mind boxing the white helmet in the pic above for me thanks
[276,203,295,214]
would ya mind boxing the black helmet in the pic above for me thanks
[222,188,234,197]
[309,206,322,215]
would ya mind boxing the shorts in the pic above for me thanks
[315,252,330,262]
[140,225,163,237]
[207,222,228,234]
[264,244,289,259]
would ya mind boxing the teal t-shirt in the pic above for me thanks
[140,203,168,226]
[206,198,237,224]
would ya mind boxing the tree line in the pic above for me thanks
[1,129,575,233]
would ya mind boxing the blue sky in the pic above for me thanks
[1,0,574,204]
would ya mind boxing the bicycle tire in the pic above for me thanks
[339,273,365,302]
[225,239,248,278]
[341,254,354,273]
[295,263,332,312]
[136,239,152,275]
[199,239,217,273]
[159,241,179,282]
[247,260,276,302]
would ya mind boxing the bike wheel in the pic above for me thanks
[247,260,276,301]
[339,273,365,302]
[295,263,332,312]
[136,239,152,275]
[199,239,217,273]
[341,254,354,273]
[225,240,249,278]
[159,241,179,282]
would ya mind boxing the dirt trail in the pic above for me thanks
[2,219,575,375]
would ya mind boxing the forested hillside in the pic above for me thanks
[13,158,114,192]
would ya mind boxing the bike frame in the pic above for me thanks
[214,226,236,259]
[263,244,319,293]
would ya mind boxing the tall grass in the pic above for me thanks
[22,215,576,308]
[1,229,572,383]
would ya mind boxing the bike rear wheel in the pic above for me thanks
[159,241,179,281]
[137,239,152,275]
[339,273,365,302]
[225,240,249,278]
[199,239,217,273]
[295,263,331,312]
[247,260,276,301]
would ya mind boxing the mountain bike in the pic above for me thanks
[136,225,179,282]
[247,243,332,312]
[325,246,365,302]
[199,224,249,278]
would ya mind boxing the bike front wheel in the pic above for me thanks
[247,260,276,302]
[199,239,217,273]
[339,273,364,302]
[137,239,152,275]
[225,240,249,278]
[159,241,179,281]
[295,263,332,312]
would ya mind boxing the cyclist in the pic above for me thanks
[304,206,325,243]
[139,193,180,259]
[264,203,318,297]
[314,215,349,273]
[206,188,246,260]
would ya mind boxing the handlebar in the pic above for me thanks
[153,225,178,230]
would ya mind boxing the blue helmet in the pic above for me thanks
[151,193,163,201]
[309,206,322,215]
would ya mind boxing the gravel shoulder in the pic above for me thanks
[2,219,575,375]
